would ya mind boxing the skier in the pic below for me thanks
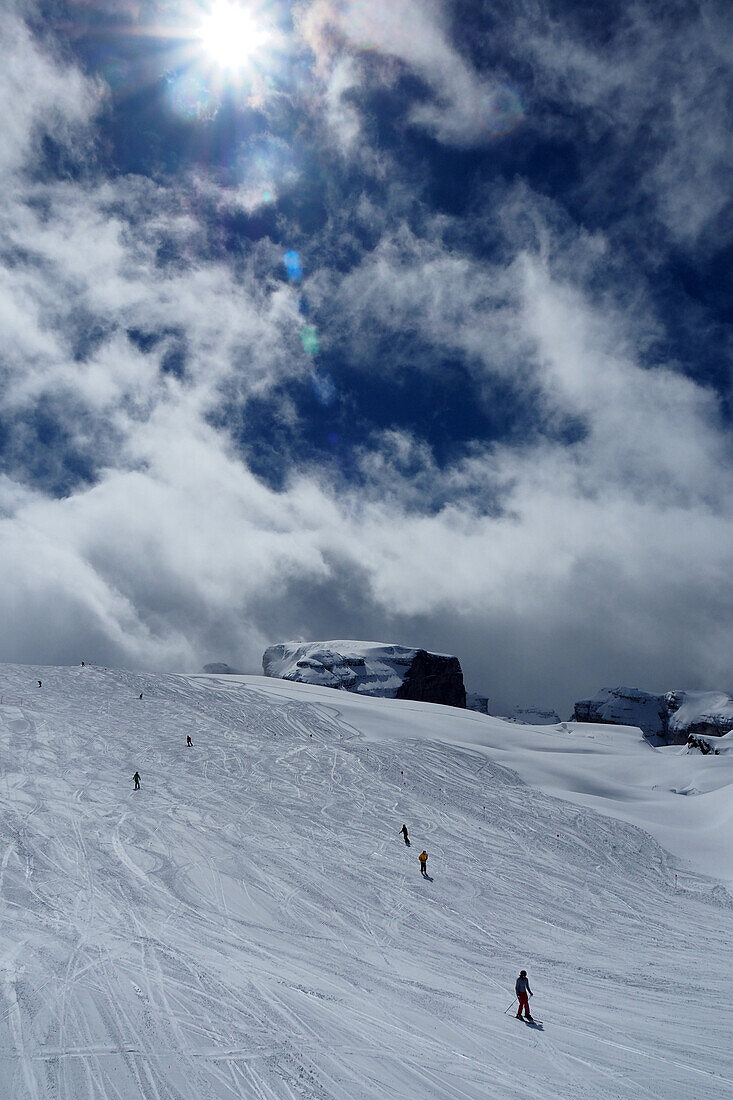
[515,970,533,1020]
[419,850,428,876]
[400,824,410,846]
[186,735,193,747]
[139,692,143,700]
[133,771,141,790]
[37,680,42,688]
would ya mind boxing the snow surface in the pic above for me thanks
[0,663,731,1099]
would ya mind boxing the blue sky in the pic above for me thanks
[1,0,732,712]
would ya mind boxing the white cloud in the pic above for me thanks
[323,55,365,154]
[1,3,733,717]
[299,0,522,147]
[3,147,732,708]
[510,0,733,247]
[0,4,102,178]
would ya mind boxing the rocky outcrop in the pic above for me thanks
[686,734,720,756]
[202,663,242,675]
[573,686,733,743]
[665,691,733,743]
[573,687,669,738]
[262,641,466,708]
[466,693,490,714]
[507,706,561,725]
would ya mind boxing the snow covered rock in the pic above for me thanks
[573,686,733,743]
[572,687,669,738]
[686,734,720,755]
[666,690,733,743]
[262,641,466,707]
[507,706,561,725]
[202,662,242,675]
[466,692,490,714]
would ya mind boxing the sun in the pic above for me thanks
[197,1,270,70]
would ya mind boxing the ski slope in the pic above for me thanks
[0,664,731,1099]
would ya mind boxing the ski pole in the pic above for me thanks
[503,997,518,1015]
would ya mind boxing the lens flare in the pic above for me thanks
[166,71,221,120]
[301,326,319,355]
[100,58,131,96]
[283,250,303,281]
[233,137,300,201]
[486,84,524,136]
[312,373,336,405]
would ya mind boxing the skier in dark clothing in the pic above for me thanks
[37,680,42,688]
[139,693,143,700]
[186,735,193,747]
[133,772,141,790]
[400,824,410,845]
[515,970,533,1019]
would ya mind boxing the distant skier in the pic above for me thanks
[37,680,42,688]
[139,692,143,700]
[186,735,193,747]
[419,850,428,876]
[515,970,533,1020]
[81,661,85,667]
[133,771,141,790]
[400,824,410,846]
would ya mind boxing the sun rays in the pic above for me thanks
[196,1,271,71]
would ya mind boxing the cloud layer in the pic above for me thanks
[1,0,732,714]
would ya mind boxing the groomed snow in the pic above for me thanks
[0,664,731,1099]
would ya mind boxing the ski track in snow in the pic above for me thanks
[0,664,730,1098]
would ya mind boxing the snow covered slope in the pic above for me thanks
[0,664,731,1099]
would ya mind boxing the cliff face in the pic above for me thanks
[508,707,561,725]
[573,687,669,738]
[393,647,466,708]
[262,641,466,708]
[665,691,733,743]
[466,693,490,714]
[573,686,733,743]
